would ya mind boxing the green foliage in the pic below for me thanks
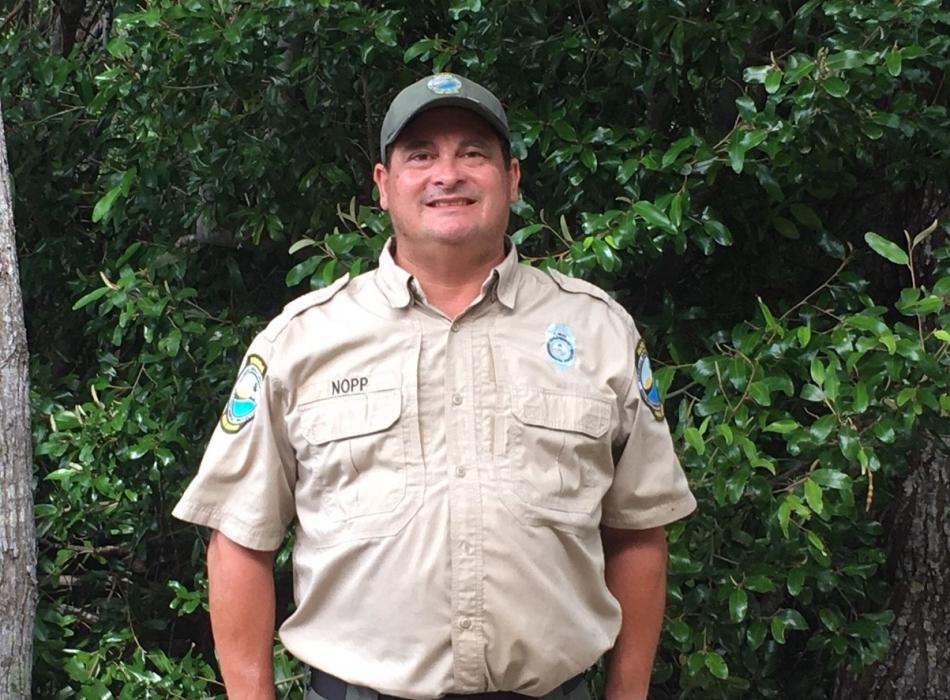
[3,0,948,697]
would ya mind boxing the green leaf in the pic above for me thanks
[727,130,746,174]
[821,76,850,97]
[801,384,825,402]
[633,201,675,234]
[669,619,691,644]
[771,616,787,644]
[747,622,768,649]
[684,427,705,455]
[617,159,639,184]
[449,0,482,19]
[787,568,806,596]
[765,68,783,94]
[72,286,111,310]
[703,219,733,246]
[705,652,729,680]
[804,478,824,513]
[403,38,437,63]
[864,232,909,265]
[746,574,776,593]
[790,204,823,230]
[809,356,825,386]
[797,326,812,348]
[743,65,770,84]
[552,119,578,142]
[853,382,869,412]
[885,50,902,77]
[729,588,748,622]
[511,224,545,245]
[765,419,799,434]
[774,216,800,239]
[809,414,836,443]
[92,185,122,223]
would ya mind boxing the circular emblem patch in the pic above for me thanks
[427,73,463,95]
[636,340,664,420]
[221,354,267,433]
[546,323,576,369]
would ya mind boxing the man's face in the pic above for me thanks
[373,107,520,254]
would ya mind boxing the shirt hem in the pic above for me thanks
[172,499,285,551]
[600,492,698,530]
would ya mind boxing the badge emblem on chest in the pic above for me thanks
[221,354,267,433]
[636,340,664,420]
[545,323,576,369]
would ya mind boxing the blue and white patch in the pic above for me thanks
[636,340,664,420]
[545,323,577,369]
[427,73,462,95]
[221,354,267,433]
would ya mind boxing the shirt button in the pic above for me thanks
[452,393,463,406]
[459,618,472,630]
[451,322,461,333]
[455,466,466,478]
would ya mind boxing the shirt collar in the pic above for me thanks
[374,237,521,311]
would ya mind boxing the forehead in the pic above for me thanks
[393,107,501,148]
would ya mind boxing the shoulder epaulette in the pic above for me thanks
[543,268,635,329]
[262,274,351,342]
[544,268,614,305]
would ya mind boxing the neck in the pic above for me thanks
[394,239,506,318]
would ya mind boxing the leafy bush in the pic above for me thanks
[4,0,947,697]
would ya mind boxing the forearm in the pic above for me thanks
[602,525,668,700]
[207,530,278,700]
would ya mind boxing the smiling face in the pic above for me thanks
[373,107,520,259]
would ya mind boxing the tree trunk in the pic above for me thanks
[0,98,36,700]
[835,439,950,700]
[834,186,950,700]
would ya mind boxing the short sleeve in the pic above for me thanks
[172,334,297,550]
[601,327,697,529]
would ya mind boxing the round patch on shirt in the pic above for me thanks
[221,354,267,433]
[546,323,576,369]
[636,340,664,420]
[427,73,462,95]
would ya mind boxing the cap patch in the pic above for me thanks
[427,73,462,95]
[546,323,576,369]
[221,354,267,433]
[636,340,664,420]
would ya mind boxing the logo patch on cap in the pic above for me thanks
[221,354,267,433]
[546,323,577,369]
[427,73,462,95]
[636,340,664,420]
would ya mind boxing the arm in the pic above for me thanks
[207,529,278,700]
[601,525,669,700]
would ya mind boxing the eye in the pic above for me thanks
[407,152,433,162]
[463,150,486,159]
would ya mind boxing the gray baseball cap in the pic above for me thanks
[380,73,510,161]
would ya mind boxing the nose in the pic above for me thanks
[431,155,464,190]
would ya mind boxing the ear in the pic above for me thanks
[373,163,390,210]
[507,158,521,203]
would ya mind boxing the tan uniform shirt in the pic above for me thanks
[173,240,696,699]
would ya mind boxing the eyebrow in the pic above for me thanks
[398,137,493,152]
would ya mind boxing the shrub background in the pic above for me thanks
[2,0,948,697]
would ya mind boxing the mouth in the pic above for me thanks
[426,197,477,208]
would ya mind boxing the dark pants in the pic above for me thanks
[305,670,592,700]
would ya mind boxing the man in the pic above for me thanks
[173,73,696,700]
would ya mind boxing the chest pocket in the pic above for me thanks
[301,386,407,521]
[500,386,613,530]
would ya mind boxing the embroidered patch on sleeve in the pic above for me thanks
[221,354,267,433]
[636,340,665,421]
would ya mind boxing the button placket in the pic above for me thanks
[445,315,485,691]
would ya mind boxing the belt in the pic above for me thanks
[309,668,586,700]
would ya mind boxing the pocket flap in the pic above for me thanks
[511,387,610,438]
[304,388,402,445]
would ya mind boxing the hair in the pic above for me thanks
[383,133,512,170]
